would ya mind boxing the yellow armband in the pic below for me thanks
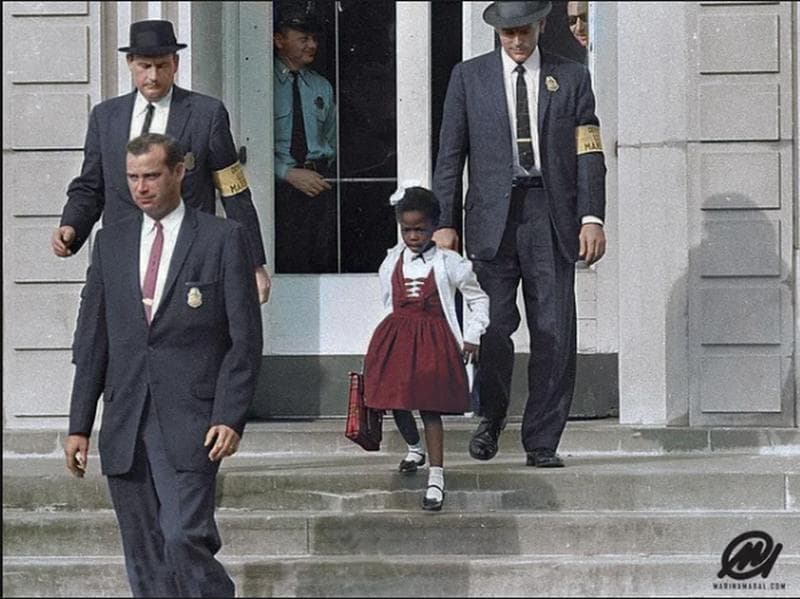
[576,125,603,155]
[212,161,249,197]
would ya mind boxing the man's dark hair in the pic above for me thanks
[127,133,185,169]
[394,187,441,226]
[125,52,179,61]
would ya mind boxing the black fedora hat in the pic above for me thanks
[483,1,552,28]
[118,20,187,55]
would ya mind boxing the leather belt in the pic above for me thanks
[512,175,544,189]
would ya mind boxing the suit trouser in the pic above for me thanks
[106,397,233,598]
[471,186,577,452]
[274,179,337,273]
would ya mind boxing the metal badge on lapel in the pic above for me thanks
[187,287,202,308]
[184,151,196,171]
[545,75,559,92]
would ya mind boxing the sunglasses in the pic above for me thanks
[568,14,588,26]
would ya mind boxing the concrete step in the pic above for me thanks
[4,508,800,558]
[4,555,799,597]
[5,419,800,457]
[4,453,798,512]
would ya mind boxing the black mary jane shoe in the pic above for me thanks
[421,484,445,511]
[398,451,426,473]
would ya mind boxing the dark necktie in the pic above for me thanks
[141,103,155,135]
[141,221,164,324]
[514,65,535,171]
[289,71,308,165]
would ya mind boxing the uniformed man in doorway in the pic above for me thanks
[273,8,338,273]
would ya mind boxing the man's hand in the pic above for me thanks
[64,434,89,478]
[255,266,271,304]
[285,168,332,197]
[204,424,241,462]
[433,228,459,251]
[463,341,479,364]
[52,226,77,257]
[579,223,606,266]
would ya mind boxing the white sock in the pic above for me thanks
[405,443,425,463]
[426,467,444,501]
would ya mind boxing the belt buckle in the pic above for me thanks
[513,176,542,189]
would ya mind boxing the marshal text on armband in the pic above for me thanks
[576,125,603,155]
[212,162,249,197]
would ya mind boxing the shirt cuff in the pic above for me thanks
[276,162,290,180]
[581,215,604,226]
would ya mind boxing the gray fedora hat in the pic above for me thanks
[483,1,552,28]
[118,20,187,55]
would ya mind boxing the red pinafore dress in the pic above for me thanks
[363,253,469,413]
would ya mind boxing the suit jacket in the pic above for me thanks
[433,48,606,262]
[61,86,266,267]
[68,206,262,476]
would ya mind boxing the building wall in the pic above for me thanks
[3,1,101,429]
[617,1,796,425]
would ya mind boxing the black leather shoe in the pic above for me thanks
[398,451,426,473]
[468,417,505,461]
[421,484,445,511]
[526,448,564,468]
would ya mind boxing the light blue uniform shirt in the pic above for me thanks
[273,58,337,180]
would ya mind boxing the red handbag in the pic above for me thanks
[345,371,383,451]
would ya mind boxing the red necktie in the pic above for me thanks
[142,221,164,324]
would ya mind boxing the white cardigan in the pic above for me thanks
[378,243,490,348]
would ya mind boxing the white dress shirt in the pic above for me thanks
[139,201,185,316]
[501,49,603,227]
[129,87,172,139]
[402,244,436,297]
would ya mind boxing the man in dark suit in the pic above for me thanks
[63,134,262,598]
[433,1,607,467]
[51,19,271,303]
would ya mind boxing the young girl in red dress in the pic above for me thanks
[363,185,489,511]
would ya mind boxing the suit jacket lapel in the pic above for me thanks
[488,49,512,146]
[155,207,198,321]
[112,92,137,204]
[119,212,145,321]
[166,86,192,142]
[538,53,555,135]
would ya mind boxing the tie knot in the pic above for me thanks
[514,64,526,74]
[153,220,163,232]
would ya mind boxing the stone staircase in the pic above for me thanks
[4,419,800,597]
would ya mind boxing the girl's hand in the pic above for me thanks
[463,342,479,363]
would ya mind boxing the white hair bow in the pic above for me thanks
[389,179,422,206]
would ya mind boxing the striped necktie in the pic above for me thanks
[514,65,535,171]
